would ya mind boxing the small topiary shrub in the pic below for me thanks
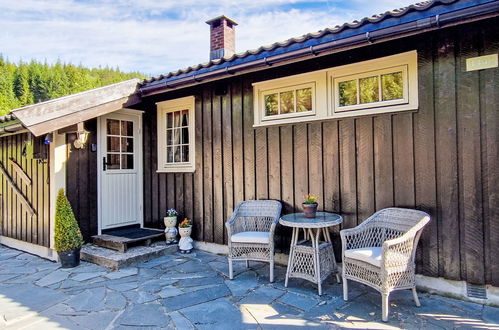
[54,188,84,252]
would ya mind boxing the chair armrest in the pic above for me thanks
[381,230,417,268]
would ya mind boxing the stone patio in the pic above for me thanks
[1,244,498,329]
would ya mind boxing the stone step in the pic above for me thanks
[81,242,178,270]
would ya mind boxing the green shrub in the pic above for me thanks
[54,189,84,252]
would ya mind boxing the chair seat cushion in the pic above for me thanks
[344,247,382,267]
[231,231,270,244]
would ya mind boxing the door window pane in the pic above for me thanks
[280,91,294,114]
[121,121,133,136]
[107,154,120,169]
[107,119,120,135]
[107,137,120,152]
[359,76,379,104]
[121,138,133,153]
[296,88,312,112]
[121,154,134,169]
[339,80,358,106]
[381,71,403,101]
[265,93,278,116]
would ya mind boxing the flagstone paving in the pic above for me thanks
[1,244,498,329]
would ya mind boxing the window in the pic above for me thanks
[106,118,135,170]
[157,96,195,172]
[335,65,408,112]
[253,71,328,126]
[253,51,418,126]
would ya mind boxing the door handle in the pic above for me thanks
[103,157,107,171]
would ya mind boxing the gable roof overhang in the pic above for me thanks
[0,79,141,137]
[139,0,499,97]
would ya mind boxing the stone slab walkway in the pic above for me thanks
[1,244,498,329]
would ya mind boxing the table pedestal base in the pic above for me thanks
[285,227,341,295]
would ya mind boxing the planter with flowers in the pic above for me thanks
[178,218,193,253]
[302,194,319,218]
[164,208,178,244]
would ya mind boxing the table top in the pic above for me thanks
[279,212,343,228]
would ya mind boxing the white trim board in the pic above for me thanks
[0,235,58,261]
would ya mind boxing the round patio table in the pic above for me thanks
[279,212,343,295]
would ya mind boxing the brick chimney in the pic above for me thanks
[206,15,238,61]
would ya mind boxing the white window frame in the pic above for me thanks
[253,51,418,127]
[156,96,195,173]
[329,51,418,118]
[253,71,328,127]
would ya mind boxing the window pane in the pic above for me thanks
[121,154,134,169]
[107,119,120,135]
[280,91,294,114]
[167,147,173,163]
[339,80,358,106]
[182,127,189,144]
[121,137,133,153]
[166,129,173,146]
[173,146,181,162]
[265,93,278,116]
[173,128,181,145]
[174,111,181,127]
[167,113,173,128]
[359,76,379,104]
[181,110,189,126]
[107,137,120,152]
[121,121,133,137]
[381,71,403,101]
[182,146,189,162]
[107,154,120,169]
[296,88,312,112]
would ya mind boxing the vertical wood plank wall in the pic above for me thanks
[142,20,499,286]
[0,133,51,247]
[65,119,98,242]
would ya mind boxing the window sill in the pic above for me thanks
[157,167,195,173]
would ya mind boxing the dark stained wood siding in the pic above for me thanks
[0,133,51,247]
[66,119,98,242]
[140,19,499,285]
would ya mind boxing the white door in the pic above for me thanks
[98,110,143,231]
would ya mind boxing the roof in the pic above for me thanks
[141,0,499,95]
[5,79,141,137]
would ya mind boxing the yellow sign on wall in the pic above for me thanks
[466,54,498,72]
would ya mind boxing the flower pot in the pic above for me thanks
[58,247,81,268]
[302,203,318,218]
[179,226,192,238]
[164,216,177,227]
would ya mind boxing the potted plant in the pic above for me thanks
[302,194,319,218]
[164,208,178,244]
[54,189,84,268]
[178,218,193,253]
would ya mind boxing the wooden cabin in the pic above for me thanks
[1,0,498,303]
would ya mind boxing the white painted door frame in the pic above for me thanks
[97,108,143,234]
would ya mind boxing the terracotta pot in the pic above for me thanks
[58,247,81,268]
[302,203,318,218]
[164,216,177,227]
[179,226,192,238]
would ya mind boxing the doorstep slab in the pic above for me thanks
[80,242,178,270]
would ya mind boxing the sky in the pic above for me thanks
[0,0,412,77]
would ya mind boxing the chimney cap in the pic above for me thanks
[205,15,238,27]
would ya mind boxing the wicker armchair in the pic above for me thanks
[340,207,430,322]
[226,200,282,282]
